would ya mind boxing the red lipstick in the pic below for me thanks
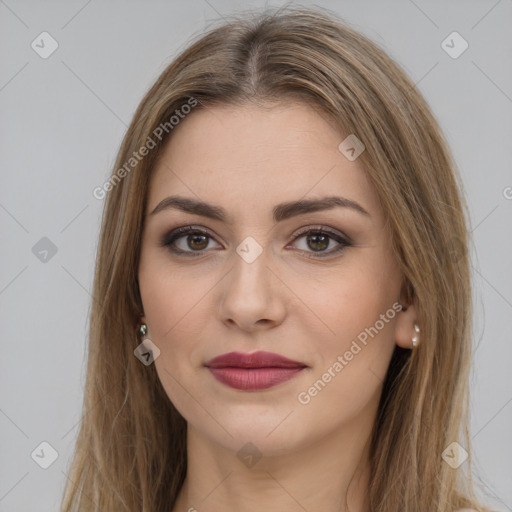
[205,351,307,391]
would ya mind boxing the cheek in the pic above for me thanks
[138,260,212,415]
[139,251,213,342]
[294,275,398,427]
[294,262,397,338]
[292,260,400,390]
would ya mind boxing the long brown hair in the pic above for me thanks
[61,7,493,511]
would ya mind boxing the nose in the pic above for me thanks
[217,245,287,333]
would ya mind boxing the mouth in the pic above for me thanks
[205,351,308,391]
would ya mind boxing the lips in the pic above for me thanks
[205,351,307,391]
[206,351,306,369]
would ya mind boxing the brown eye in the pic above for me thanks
[187,234,209,251]
[160,226,221,256]
[305,233,330,252]
[289,227,351,258]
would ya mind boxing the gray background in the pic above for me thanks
[1,1,511,511]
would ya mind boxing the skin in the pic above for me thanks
[138,101,419,512]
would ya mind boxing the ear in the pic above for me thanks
[394,285,419,349]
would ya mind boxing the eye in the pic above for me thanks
[287,226,351,258]
[160,226,222,256]
[160,224,352,258]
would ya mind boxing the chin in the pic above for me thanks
[197,412,313,457]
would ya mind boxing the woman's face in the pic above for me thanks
[138,101,406,455]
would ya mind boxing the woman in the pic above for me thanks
[61,7,493,512]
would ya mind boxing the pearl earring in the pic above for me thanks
[412,323,420,348]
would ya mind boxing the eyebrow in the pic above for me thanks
[149,195,370,222]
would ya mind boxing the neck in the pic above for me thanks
[172,411,376,512]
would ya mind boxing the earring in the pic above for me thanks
[412,323,420,348]
[138,323,147,339]
[134,323,160,365]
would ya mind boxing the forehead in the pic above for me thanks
[147,101,383,224]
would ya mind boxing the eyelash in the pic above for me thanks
[159,225,352,259]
